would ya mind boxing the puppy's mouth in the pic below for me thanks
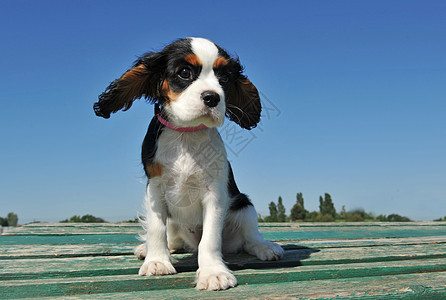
[196,109,224,127]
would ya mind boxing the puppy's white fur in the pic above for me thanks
[133,38,284,291]
[165,38,226,128]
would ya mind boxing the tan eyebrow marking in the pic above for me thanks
[184,53,202,66]
[213,56,228,68]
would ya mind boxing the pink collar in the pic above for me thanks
[157,114,208,132]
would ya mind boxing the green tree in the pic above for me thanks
[306,211,320,222]
[257,213,264,223]
[81,214,105,223]
[316,213,335,222]
[350,212,364,222]
[69,215,82,223]
[376,214,411,222]
[277,196,287,222]
[297,193,304,207]
[290,193,307,221]
[7,212,18,227]
[341,205,347,221]
[61,214,106,223]
[264,201,278,222]
[319,193,336,218]
[0,217,8,226]
[387,214,411,222]
[122,218,139,223]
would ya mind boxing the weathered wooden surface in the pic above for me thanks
[1,222,446,299]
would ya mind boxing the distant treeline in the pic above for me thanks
[258,193,416,222]
[61,214,106,223]
[6,202,446,226]
[59,215,139,223]
[0,212,18,227]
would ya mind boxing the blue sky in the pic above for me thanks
[1,0,445,223]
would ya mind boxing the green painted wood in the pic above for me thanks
[2,224,143,236]
[0,234,140,245]
[0,244,137,259]
[2,259,446,298]
[4,222,446,236]
[43,272,446,299]
[2,243,446,281]
[260,227,446,240]
[1,235,445,260]
[1,222,446,299]
[2,227,446,245]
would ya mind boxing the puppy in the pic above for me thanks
[94,37,283,291]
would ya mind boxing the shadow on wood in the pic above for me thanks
[171,245,320,273]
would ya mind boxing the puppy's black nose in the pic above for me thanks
[201,91,220,108]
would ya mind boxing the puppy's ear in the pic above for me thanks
[225,61,261,130]
[94,52,165,118]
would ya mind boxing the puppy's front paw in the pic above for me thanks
[248,241,284,261]
[138,260,177,276]
[195,267,237,291]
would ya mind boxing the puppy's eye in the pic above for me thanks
[219,73,230,83]
[178,67,193,80]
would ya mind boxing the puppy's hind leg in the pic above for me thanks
[134,243,147,260]
[234,204,284,261]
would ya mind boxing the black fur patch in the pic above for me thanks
[162,39,195,92]
[228,162,253,211]
[141,115,165,178]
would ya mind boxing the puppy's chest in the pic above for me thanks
[154,129,227,191]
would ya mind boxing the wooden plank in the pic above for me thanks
[42,272,446,299]
[2,224,143,236]
[0,244,136,259]
[1,235,445,260]
[259,226,446,240]
[0,234,140,245]
[2,226,446,245]
[1,226,140,236]
[298,235,446,248]
[13,223,141,228]
[12,222,446,231]
[2,243,446,280]
[2,222,445,299]
[2,259,446,298]
[4,222,445,236]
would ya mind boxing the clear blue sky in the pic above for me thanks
[1,0,445,223]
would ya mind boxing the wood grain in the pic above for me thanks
[1,222,445,299]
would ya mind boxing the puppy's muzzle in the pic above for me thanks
[201,91,220,108]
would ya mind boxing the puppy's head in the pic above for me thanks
[94,38,261,130]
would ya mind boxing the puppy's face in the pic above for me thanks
[161,38,229,128]
[94,37,261,130]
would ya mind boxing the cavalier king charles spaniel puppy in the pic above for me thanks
[94,37,283,291]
